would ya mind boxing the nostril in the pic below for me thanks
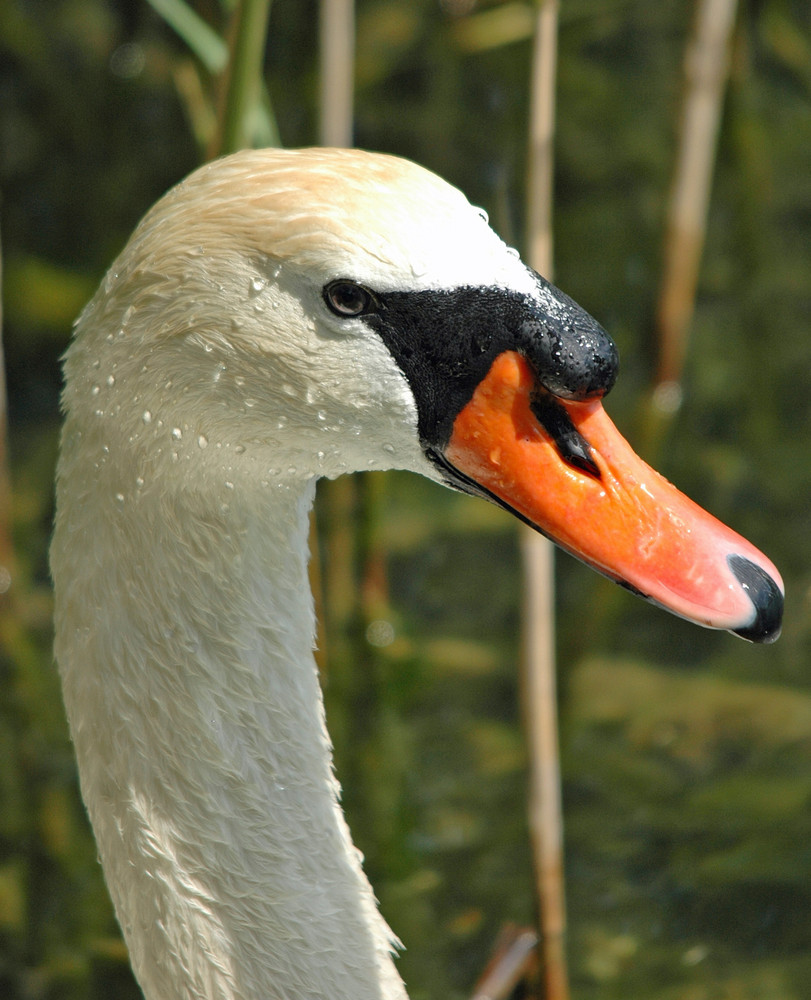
[728,554,784,643]
[529,389,601,478]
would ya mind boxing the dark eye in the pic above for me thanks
[323,280,377,318]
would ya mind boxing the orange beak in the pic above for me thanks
[443,351,783,642]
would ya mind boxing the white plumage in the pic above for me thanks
[51,146,782,1000]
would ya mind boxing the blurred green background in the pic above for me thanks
[2,1,811,998]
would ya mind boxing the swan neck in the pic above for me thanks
[52,476,406,1000]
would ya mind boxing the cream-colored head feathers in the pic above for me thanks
[124,147,531,292]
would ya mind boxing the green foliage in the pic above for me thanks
[2,1,811,998]
[144,0,229,71]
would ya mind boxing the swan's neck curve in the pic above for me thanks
[52,453,406,1000]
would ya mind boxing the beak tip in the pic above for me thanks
[728,554,784,644]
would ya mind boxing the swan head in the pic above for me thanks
[65,147,782,641]
[69,148,614,482]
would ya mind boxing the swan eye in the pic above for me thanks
[324,280,376,318]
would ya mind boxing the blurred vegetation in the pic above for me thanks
[2,1,811,999]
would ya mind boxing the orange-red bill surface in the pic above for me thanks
[444,351,783,642]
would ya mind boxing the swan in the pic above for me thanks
[51,147,783,1000]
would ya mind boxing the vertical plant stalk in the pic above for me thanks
[316,0,388,775]
[313,0,356,678]
[320,0,355,147]
[470,924,539,1000]
[214,0,274,157]
[316,0,357,675]
[655,0,739,395]
[0,223,13,600]
[316,0,397,879]
[522,2,570,1000]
